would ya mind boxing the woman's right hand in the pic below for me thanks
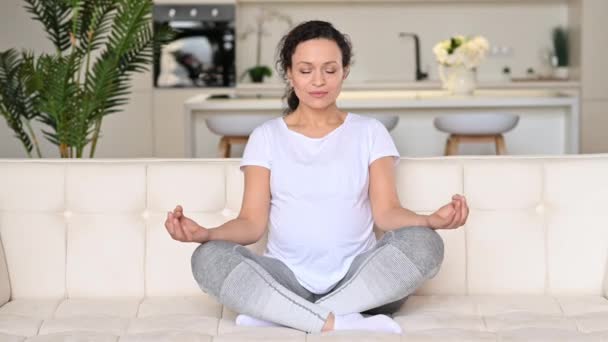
[165,205,210,243]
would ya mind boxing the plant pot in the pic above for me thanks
[553,66,569,79]
[250,73,264,83]
[248,69,268,83]
[439,64,477,95]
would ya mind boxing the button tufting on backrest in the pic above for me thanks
[535,203,545,214]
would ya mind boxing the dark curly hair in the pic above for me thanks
[275,20,353,115]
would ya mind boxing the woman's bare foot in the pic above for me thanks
[322,312,364,332]
[322,312,335,332]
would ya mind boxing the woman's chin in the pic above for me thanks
[302,98,337,109]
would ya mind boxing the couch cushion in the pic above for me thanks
[38,317,130,336]
[2,157,608,300]
[413,226,466,296]
[0,332,24,342]
[400,329,497,341]
[555,296,608,316]
[0,295,606,340]
[464,160,547,295]
[54,298,141,318]
[137,296,220,318]
[0,241,10,308]
[494,327,599,341]
[66,214,145,298]
[394,311,485,331]
[306,331,399,341]
[25,331,117,341]
[0,213,66,299]
[394,295,608,340]
[0,314,41,337]
[119,332,212,342]
[466,210,546,294]
[0,163,65,212]
[573,312,608,333]
[0,299,60,319]
[145,212,233,297]
[544,159,608,296]
[127,315,217,336]
[396,160,467,295]
[65,164,146,214]
[147,163,227,215]
[0,163,61,313]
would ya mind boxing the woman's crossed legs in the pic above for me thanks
[190,226,444,333]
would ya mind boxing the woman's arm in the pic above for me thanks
[165,165,270,245]
[369,157,429,231]
[210,165,271,244]
[369,157,468,231]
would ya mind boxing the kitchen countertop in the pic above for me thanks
[235,79,580,92]
[184,88,580,157]
[185,88,579,111]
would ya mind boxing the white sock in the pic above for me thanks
[235,312,364,329]
[334,313,402,334]
[235,313,283,327]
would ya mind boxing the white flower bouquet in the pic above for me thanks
[433,35,490,69]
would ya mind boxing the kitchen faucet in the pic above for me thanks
[398,32,428,81]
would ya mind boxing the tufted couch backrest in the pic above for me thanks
[0,156,607,305]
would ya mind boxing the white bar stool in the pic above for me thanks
[433,113,520,155]
[205,115,277,157]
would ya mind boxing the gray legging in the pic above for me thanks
[191,226,444,333]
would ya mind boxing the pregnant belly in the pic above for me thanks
[267,200,374,266]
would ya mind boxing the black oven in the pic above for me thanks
[153,4,236,88]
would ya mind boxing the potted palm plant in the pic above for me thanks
[0,0,171,158]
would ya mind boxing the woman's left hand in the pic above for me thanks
[427,194,469,230]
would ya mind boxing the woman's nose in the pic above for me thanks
[312,71,325,86]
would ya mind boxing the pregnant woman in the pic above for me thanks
[165,20,468,334]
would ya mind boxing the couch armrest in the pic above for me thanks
[604,260,608,299]
[0,239,10,306]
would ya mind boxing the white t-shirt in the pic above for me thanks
[239,112,400,294]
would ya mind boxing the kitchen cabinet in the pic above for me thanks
[581,0,608,100]
[95,91,155,157]
[581,100,608,153]
[153,89,213,157]
[130,69,154,92]
[578,0,608,153]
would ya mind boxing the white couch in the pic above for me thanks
[0,155,607,342]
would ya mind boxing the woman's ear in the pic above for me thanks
[286,68,293,85]
[343,66,350,80]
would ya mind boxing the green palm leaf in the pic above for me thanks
[1,0,171,158]
[0,49,39,157]
[23,0,72,53]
